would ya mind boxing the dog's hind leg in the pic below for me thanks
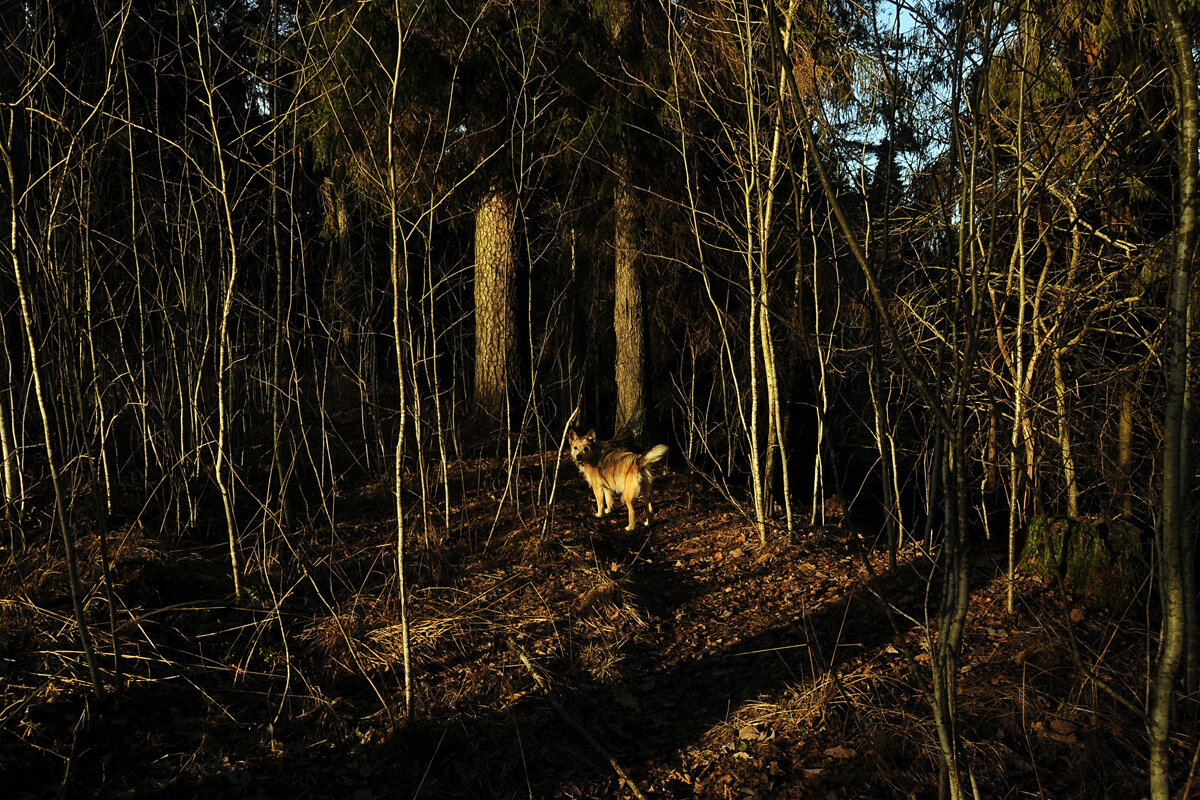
[624,497,638,531]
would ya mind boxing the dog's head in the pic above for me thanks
[568,429,598,465]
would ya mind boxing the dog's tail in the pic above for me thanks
[641,444,669,466]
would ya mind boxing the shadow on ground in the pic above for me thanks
[4,468,958,800]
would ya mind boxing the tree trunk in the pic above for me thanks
[0,381,15,528]
[473,182,516,422]
[1119,379,1134,519]
[386,4,413,717]
[192,4,243,599]
[1148,0,1198,797]
[1,128,104,698]
[0,214,18,520]
[606,0,646,441]
[613,146,646,439]
[1053,349,1078,517]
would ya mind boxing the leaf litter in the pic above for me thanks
[0,454,1164,798]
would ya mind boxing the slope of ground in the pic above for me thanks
[0,452,1166,798]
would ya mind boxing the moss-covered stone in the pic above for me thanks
[1020,515,1148,609]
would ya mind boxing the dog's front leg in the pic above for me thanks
[593,485,607,517]
[602,488,616,516]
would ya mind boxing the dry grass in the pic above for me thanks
[0,465,1177,800]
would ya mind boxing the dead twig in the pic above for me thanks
[538,405,580,542]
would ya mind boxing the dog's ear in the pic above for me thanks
[585,429,596,442]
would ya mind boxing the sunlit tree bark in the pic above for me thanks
[604,0,647,440]
[613,144,646,439]
[190,1,244,600]
[1147,0,1198,797]
[473,181,517,421]
[2,110,105,698]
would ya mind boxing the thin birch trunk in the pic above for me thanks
[1147,0,1198,796]
[1119,380,1134,519]
[1,129,105,698]
[192,3,243,599]
[381,0,415,716]
[759,9,796,539]
[1052,350,1078,517]
[0,126,19,520]
[730,0,765,542]
[1006,21,1030,613]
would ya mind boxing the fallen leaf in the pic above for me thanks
[1070,607,1086,623]
[824,746,857,759]
[1033,720,1078,744]
[1049,719,1079,735]
[739,724,764,741]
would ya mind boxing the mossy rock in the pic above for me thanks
[1020,515,1148,609]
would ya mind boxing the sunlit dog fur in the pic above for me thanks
[568,429,668,531]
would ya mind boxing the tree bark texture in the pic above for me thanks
[608,0,646,441]
[473,183,517,420]
[613,145,646,439]
[1148,0,1198,797]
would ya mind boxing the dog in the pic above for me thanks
[568,429,668,531]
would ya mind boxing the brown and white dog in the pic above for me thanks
[568,429,668,531]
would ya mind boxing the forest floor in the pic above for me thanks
[0,448,1171,799]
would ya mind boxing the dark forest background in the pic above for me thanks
[1,0,1197,797]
